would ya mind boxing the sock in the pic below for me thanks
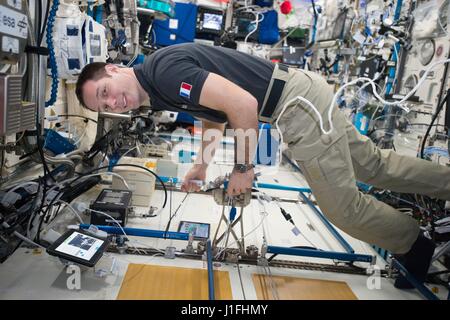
[394,233,435,289]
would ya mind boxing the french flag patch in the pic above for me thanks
[179,82,192,99]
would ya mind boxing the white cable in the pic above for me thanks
[152,28,157,45]
[83,172,131,190]
[136,142,142,157]
[130,239,165,253]
[343,58,450,107]
[13,231,46,249]
[214,199,234,260]
[120,146,137,159]
[72,127,88,146]
[54,200,84,224]
[216,212,268,258]
[274,199,318,248]
[37,199,84,237]
[393,43,399,67]
[274,58,450,157]
[86,207,144,255]
[144,133,156,145]
[244,12,264,44]
[215,189,269,259]
[274,95,327,165]
[437,11,449,36]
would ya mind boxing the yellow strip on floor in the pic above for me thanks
[253,274,358,300]
[117,264,233,300]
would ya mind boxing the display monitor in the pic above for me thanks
[196,7,225,37]
[47,229,109,267]
[202,12,223,31]
[178,221,210,240]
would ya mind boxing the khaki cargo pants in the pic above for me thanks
[269,66,450,254]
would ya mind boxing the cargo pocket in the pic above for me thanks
[316,137,355,185]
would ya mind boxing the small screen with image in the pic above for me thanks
[203,13,223,31]
[55,231,104,261]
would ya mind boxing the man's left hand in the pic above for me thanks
[227,168,254,196]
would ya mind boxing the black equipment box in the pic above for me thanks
[89,189,132,227]
[233,11,260,42]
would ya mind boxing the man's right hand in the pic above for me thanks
[181,165,207,192]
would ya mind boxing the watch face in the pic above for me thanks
[234,164,251,173]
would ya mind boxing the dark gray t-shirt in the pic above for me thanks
[133,43,274,123]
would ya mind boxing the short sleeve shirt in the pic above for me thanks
[133,43,274,123]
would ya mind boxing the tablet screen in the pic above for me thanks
[203,13,223,31]
[178,221,210,239]
[55,231,105,261]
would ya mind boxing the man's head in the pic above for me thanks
[75,62,147,113]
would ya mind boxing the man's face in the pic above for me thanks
[82,65,143,113]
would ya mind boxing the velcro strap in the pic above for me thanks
[260,78,286,118]
[25,45,49,56]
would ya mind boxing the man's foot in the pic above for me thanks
[394,233,435,289]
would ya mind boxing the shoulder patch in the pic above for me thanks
[179,82,192,98]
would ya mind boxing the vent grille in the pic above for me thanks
[1,75,36,135]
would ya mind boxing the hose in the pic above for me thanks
[45,0,60,107]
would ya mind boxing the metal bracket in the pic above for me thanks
[212,204,246,257]
[212,188,251,207]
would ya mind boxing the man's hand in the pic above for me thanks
[227,168,254,196]
[181,165,207,192]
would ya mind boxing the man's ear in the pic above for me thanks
[104,64,119,75]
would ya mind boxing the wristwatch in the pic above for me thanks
[233,163,255,173]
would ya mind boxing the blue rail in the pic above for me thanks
[267,245,373,263]
[206,240,215,300]
[79,224,190,240]
[157,175,312,193]
[394,0,403,21]
[253,182,312,193]
[298,191,355,254]
[158,133,234,145]
[392,258,439,300]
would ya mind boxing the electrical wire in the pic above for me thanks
[78,164,167,208]
[38,0,50,46]
[368,123,446,137]
[55,114,99,124]
[37,0,42,44]
[214,207,268,259]
[24,0,56,183]
[164,191,189,238]
[80,172,131,190]
[32,171,128,242]
[86,207,144,255]
[52,200,84,224]
[420,92,449,159]
[13,230,46,249]
[236,261,247,300]
[244,12,264,44]
[274,58,450,166]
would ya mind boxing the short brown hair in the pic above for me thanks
[75,62,110,110]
